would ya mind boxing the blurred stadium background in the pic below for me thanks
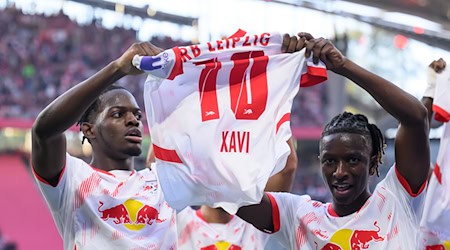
[0,0,449,248]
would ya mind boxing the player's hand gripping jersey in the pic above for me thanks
[133,30,327,213]
[421,67,450,241]
[34,154,177,250]
[177,207,268,250]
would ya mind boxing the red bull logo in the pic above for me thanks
[426,241,450,250]
[320,221,384,250]
[98,199,165,231]
[200,242,242,250]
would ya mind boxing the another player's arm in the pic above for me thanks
[298,32,429,193]
[264,138,298,192]
[237,194,274,232]
[32,42,163,186]
[422,58,446,125]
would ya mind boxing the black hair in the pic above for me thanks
[321,111,386,176]
[76,85,128,144]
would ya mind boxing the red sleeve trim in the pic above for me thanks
[195,209,207,222]
[300,66,328,87]
[266,193,280,233]
[394,166,427,197]
[168,47,184,80]
[434,163,442,184]
[153,144,183,163]
[32,163,66,187]
[276,113,290,134]
[327,203,339,217]
[432,104,450,122]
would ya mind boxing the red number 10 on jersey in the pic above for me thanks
[196,51,269,122]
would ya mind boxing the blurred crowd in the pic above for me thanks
[0,7,189,119]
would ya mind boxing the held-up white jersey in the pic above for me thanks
[177,207,267,250]
[33,154,177,250]
[134,30,327,214]
[268,166,426,250]
[421,67,450,243]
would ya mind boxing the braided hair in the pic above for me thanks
[321,112,386,176]
[76,85,128,144]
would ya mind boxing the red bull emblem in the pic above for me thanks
[320,221,384,250]
[350,221,384,249]
[200,242,242,250]
[98,199,165,231]
[426,241,450,250]
[98,201,130,224]
[426,245,445,250]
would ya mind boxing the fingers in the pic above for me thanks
[282,33,310,53]
[282,34,290,53]
[431,58,447,73]
[297,32,314,41]
[312,38,329,64]
[296,37,306,52]
[138,42,154,56]
[138,42,163,56]
[286,36,298,53]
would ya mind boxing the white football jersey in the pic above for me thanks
[33,154,177,250]
[134,30,327,214]
[177,207,267,250]
[421,67,450,243]
[268,166,425,250]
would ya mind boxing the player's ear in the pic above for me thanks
[81,122,95,143]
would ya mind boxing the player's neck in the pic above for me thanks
[332,190,371,217]
[90,154,135,172]
[200,206,233,224]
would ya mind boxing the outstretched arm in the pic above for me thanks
[298,32,429,193]
[264,138,298,192]
[32,42,163,186]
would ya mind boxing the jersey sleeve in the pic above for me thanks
[267,192,311,249]
[33,153,90,232]
[379,165,426,218]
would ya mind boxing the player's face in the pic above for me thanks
[319,133,375,208]
[92,89,143,158]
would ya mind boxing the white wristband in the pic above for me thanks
[424,67,437,98]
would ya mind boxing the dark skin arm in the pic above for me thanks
[32,42,163,186]
[238,33,430,232]
[264,138,298,192]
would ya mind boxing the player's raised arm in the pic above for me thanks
[298,32,429,194]
[32,42,163,186]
